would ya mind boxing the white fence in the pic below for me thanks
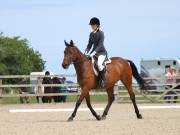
[0,75,180,103]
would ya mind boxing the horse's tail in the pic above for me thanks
[127,59,147,91]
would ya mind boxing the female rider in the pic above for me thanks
[85,17,108,86]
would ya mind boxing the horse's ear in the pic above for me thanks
[64,40,68,46]
[70,40,74,47]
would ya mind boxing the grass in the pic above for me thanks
[0,88,179,104]
[0,95,108,104]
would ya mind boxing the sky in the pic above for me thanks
[0,0,180,74]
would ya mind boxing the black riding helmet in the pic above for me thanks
[89,17,100,26]
[45,71,50,75]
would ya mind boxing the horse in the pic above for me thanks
[52,77,67,103]
[62,40,147,121]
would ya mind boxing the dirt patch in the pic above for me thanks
[0,103,180,135]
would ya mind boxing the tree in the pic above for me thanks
[0,33,45,75]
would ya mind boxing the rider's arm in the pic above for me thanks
[85,33,93,54]
[94,31,104,53]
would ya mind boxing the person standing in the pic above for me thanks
[42,71,53,103]
[164,67,177,103]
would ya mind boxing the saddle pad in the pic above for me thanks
[92,57,111,76]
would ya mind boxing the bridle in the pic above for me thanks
[64,46,91,66]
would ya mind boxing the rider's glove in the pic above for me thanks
[90,51,96,57]
[86,55,91,60]
[85,51,90,60]
[84,50,88,55]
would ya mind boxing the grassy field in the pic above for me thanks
[0,95,108,104]
[0,88,179,104]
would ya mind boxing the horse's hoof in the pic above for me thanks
[101,115,106,120]
[67,116,74,122]
[96,115,101,121]
[137,114,143,119]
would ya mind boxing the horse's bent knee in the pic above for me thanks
[130,92,135,100]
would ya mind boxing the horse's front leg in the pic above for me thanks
[67,90,87,122]
[85,93,101,120]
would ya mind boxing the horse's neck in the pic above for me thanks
[73,51,89,79]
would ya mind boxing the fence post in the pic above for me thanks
[114,84,119,102]
[0,79,2,95]
[37,77,43,103]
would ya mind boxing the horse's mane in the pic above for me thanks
[72,45,85,57]
[65,40,86,58]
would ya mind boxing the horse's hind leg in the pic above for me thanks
[85,93,101,120]
[101,86,115,120]
[122,76,142,119]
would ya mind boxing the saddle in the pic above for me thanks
[91,55,111,76]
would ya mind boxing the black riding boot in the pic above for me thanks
[99,69,105,87]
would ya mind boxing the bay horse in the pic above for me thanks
[62,40,147,121]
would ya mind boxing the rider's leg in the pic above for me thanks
[97,55,106,71]
[97,55,106,86]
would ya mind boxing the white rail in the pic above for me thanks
[0,75,180,103]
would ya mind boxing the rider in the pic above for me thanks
[85,17,108,86]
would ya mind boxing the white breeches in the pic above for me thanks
[97,55,106,71]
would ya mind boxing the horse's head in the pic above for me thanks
[62,40,79,69]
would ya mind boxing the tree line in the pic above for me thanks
[0,32,45,75]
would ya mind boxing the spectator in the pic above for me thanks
[42,71,53,103]
[52,77,61,103]
[164,67,177,103]
[18,78,29,104]
[165,67,174,85]
[173,69,180,103]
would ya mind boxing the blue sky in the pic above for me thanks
[0,0,180,74]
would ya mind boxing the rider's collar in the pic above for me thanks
[93,27,99,33]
